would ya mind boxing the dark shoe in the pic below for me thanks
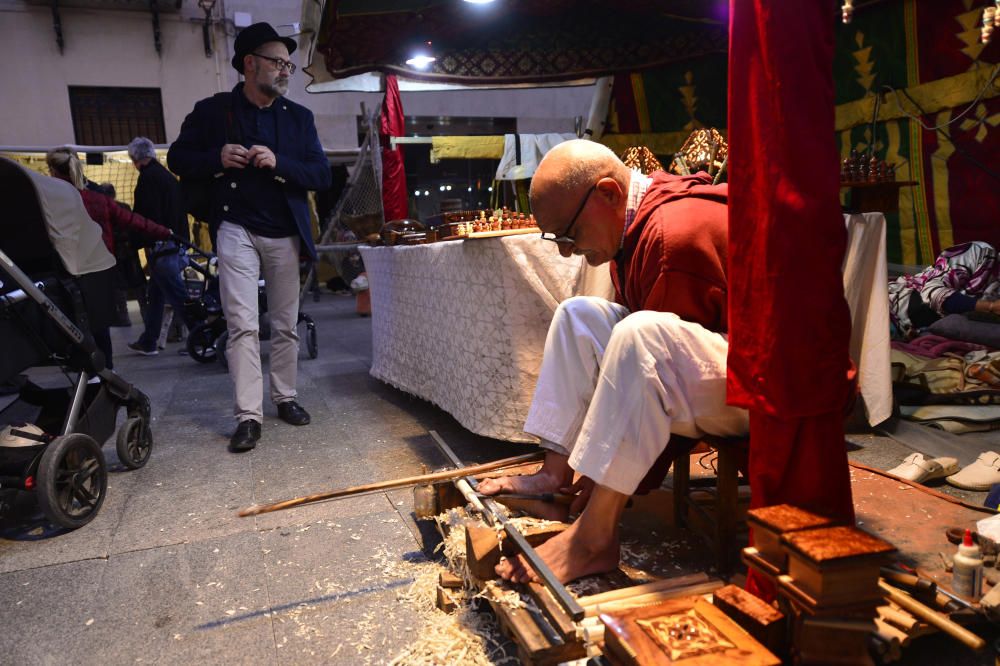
[277,401,310,426]
[127,341,158,356]
[228,420,261,452]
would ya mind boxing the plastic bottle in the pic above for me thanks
[952,528,983,599]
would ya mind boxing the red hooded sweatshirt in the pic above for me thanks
[610,171,729,333]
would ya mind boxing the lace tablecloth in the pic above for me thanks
[360,235,614,442]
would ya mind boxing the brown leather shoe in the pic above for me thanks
[277,401,310,426]
[228,420,261,452]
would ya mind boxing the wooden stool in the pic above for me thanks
[671,436,749,574]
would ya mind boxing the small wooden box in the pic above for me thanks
[778,574,882,619]
[781,526,896,607]
[600,596,780,665]
[746,505,834,572]
[713,584,786,654]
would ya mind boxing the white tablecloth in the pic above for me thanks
[361,213,893,441]
[360,235,614,442]
[843,212,893,426]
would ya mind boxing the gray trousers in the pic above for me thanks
[217,221,301,423]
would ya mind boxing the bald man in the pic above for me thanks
[478,140,748,584]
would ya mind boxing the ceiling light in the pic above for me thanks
[463,0,496,4]
[414,190,421,196]
[424,190,430,196]
[405,54,436,69]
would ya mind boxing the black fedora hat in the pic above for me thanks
[232,22,297,73]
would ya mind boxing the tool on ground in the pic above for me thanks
[880,567,976,613]
[236,451,544,517]
[878,580,986,651]
[428,430,586,621]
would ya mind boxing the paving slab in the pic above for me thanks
[257,510,434,665]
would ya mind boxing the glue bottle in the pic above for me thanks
[952,528,983,599]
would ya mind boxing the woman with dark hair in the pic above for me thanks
[45,147,172,367]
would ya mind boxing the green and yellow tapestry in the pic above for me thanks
[605,0,999,266]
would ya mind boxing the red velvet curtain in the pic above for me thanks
[727,0,856,599]
[380,75,409,222]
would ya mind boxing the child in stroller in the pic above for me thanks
[0,158,154,529]
[178,241,318,368]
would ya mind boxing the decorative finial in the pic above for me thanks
[842,0,854,24]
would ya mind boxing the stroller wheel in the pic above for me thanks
[36,433,107,529]
[302,314,318,359]
[116,417,152,470]
[187,323,218,364]
[215,330,229,370]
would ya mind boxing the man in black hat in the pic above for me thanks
[169,22,331,452]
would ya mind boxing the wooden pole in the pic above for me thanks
[578,573,711,608]
[237,451,544,517]
[878,580,985,651]
[584,580,724,617]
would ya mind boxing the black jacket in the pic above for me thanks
[167,83,330,259]
[133,158,190,242]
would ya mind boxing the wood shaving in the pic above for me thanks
[390,563,517,665]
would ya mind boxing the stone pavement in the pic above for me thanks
[1,295,526,664]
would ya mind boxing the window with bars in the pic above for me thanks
[68,86,166,146]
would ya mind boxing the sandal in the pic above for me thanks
[886,452,960,483]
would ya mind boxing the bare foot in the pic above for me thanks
[495,520,620,584]
[477,451,573,496]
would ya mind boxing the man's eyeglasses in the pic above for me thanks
[540,183,597,245]
[252,53,296,74]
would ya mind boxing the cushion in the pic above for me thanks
[928,313,1000,349]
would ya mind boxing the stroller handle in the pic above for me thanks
[171,233,214,261]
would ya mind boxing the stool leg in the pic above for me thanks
[715,447,739,573]
[672,455,690,528]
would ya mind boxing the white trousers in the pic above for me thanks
[524,296,749,494]
[217,222,301,423]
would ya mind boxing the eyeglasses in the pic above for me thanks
[252,53,296,74]
[540,183,597,245]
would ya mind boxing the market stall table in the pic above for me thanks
[360,234,613,442]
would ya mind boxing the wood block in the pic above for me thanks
[781,526,896,607]
[482,583,586,665]
[436,585,459,613]
[713,584,786,654]
[439,571,463,589]
[746,504,835,572]
[527,581,577,641]
[600,596,781,665]
[466,525,502,580]
[464,522,568,581]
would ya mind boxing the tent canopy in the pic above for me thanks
[307,0,728,88]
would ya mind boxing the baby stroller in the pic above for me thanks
[178,241,318,368]
[0,158,153,529]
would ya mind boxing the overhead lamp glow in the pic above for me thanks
[423,190,430,196]
[405,54,436,69]
[463,0,496,4]
[414,190,421,196]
